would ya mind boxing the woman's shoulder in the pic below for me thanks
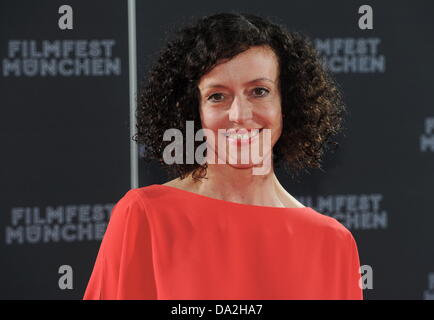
[107,186,168,218]
[133,183,180,200]
[127,183,188,210]
[287,202,354,245]
[307,208,356,246]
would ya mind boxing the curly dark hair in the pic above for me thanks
[133,12,346,183]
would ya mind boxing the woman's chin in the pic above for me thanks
[228,163,255,169]
[226,158,265,169]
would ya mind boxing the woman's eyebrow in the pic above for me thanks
[246,77,275,84]
[202,77,275,89]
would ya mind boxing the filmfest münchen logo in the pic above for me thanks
[4,202,115,245]
[1,39,121,77]
[296,193,388,230]
[420,117,434,152]
[314,37,386,74]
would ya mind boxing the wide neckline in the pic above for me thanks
[153,184,312,211]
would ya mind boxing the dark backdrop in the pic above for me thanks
[1,0,433,299]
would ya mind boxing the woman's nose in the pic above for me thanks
[228,95,252,123]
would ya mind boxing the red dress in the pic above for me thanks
[83,184,363,300]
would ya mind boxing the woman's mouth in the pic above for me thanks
[223,128,263,146]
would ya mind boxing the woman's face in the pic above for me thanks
[198,45,282,169]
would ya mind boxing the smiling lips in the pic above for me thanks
[223,128,263,145]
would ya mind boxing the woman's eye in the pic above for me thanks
[207,88,268,102]
[253,87,269,97]
[208,93,224,102]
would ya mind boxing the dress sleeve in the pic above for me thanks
[83,189,158,300]
[344,232,364,300]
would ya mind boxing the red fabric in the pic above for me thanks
[83,184,363,300]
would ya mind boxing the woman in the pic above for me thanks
[83,12,363,300]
